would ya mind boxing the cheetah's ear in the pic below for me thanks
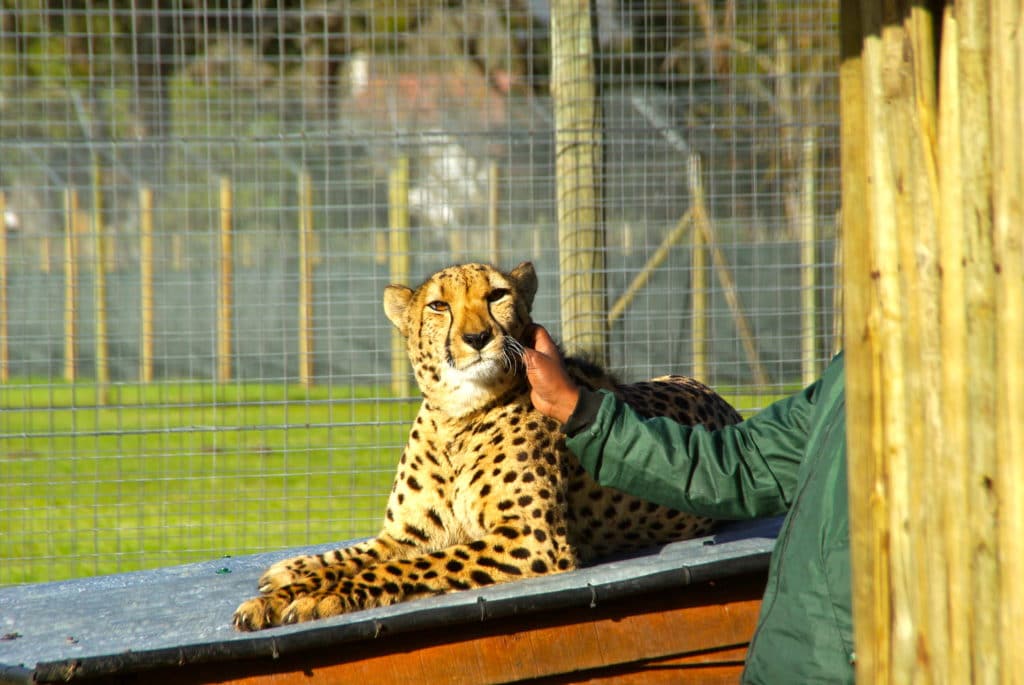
[384,285,414,336]
[509,262,537,310]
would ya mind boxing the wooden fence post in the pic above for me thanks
[139,187,154,383]
[0,192,7,383]
[607,209,692,326]
[172,233,184,271]
[63,189,79,383]
[691,211,707,382]
[830,210,843,357]
[841,0,1023,680]
[689,156,769,386]
[992,0,1024,669]
[38,235,50,274]
[217,176,234,384]
[488,161,500,266]
[389,158,411,397]
[91,155,108,403]
[800,137,818,386]
[550,0,607,365]
[297,170,314,388]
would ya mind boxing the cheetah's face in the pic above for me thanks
[384,262,538,415]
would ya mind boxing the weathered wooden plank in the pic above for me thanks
[134,574,764,685]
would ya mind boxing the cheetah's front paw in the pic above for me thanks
[279,593,348,625]
[233,595,286,631]
[233,592,353,631]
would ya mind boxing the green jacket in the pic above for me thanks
[564,353,852,684]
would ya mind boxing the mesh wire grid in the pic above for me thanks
[0,1,840,584]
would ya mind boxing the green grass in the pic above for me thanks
[1,380,419,585]
[1,380,786,586]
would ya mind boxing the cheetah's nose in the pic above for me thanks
[462,330,493,351]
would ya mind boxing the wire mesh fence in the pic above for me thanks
[0,1,841,584]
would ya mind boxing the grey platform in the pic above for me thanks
[0,517,781,684]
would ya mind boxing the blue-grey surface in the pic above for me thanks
[0,518,780,683]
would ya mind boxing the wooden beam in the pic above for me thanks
[550,0,607,365]
[843,0,1022,680]
[137,574,766,685]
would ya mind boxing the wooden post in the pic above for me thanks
[449,230,464,261]
[172,233,184,271]
[63,189,79,383]
[800,136,818,386]
[934,14,969,677]
[550,0,607,365]
[91,154,108,402]
[689,156,769,386]
[297,170,314,388]
[38,235,50,274]
[992,0,1024,671]
[240,234,254,269]
[217,176,233,384]
[607,209,692,326]
[488,161,500,266]
[691,211,707,382]
[389,158,411,397]
[830,210,843,357]
[841,0,1023,680]
[139,187,154,383]
[0,192,7,383]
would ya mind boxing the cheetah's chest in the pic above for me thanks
[426,405,555,539]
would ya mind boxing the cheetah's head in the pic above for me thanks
[384,262,538,416]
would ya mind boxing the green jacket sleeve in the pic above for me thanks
[565,381,819,520]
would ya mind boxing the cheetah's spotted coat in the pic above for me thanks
[234,262,742,630]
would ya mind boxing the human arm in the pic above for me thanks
[523,324,816,519]
[565,386,814,519]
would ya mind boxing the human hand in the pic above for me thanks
[521,324,580,424]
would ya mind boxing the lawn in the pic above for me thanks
[1,380,783,585]
[0,381,419,585]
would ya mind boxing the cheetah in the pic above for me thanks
[233,261,742,630]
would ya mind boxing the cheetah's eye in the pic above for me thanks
[427,300,449,312]
[486,289,510,303]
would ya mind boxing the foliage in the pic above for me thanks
[0,1,838,235]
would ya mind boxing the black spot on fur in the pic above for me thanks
[477,557,523,576]
[448,578,470,590]
[471,570,495,585]
[404,523,429,542]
